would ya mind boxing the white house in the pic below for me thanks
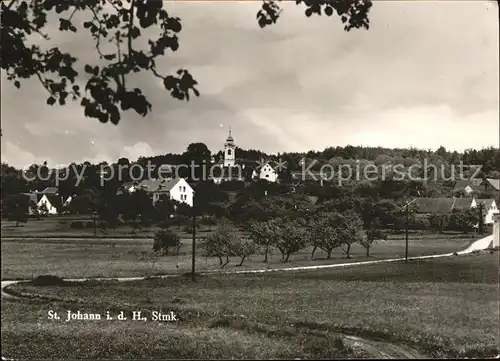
[24,188,71,215]
[124,178,194,207]
[476,199,499,225]
[37,194,60,215]
[252,161,279,183]
[493,213,499,248]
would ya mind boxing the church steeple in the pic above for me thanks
[226,127,234,143]
[223,127,235,167]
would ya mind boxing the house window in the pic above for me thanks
[227,149,232,156]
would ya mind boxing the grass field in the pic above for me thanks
[1,232,478,280]
[1,216,199,238]
[2,216,487,240]
[2,253,499,359]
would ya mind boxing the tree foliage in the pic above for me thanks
[273,217,309,262]
[2,193,30,226]
[1,0,372,124]
[199,219,235,268]
[248,219,278,262]
[153,229,180,255]
[230,237,260,267]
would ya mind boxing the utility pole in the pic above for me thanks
[92,209,97,238]
[191,192,196,282]
[401,193,419,262]
[405,204,409,262]
[478,203,484,235]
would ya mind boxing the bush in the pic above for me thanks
[32,275,65,286]
[153,230,181,255]
[98,221,108,229]
[70,221,84,229]
[85,221,95,228]
[158,221,171,229]
[58,220,67,225]
[183,225,193,234]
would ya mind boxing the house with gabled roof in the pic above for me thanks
[476,199,499,225]
[414,198,457,214]
[452,179,483,196]
[37,194,63,215]
[414,196,497,225]
[118,178,194,207]
[484,178,500,192]
[252,161,280,183]
[23,188,71,215]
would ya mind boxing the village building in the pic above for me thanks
[116,178,194,207]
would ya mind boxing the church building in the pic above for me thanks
[209,129,280,184]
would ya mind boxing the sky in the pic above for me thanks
[1,0,499,168]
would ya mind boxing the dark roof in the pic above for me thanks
[452,179,483,192]
[41,187,59,194]
[414,197,476,214]
[136,178,183,193]
[476,198,496,209]
[414,198,455,213]
[452,198,475,210]
[43,194,63,209]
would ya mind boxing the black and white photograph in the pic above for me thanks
[1,0,499,359]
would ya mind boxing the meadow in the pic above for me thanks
[2,253,499,359]
[1,229,480,279]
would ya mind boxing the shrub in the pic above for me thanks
[70,221,84,229]
[85,221,95,228]
[183,225,193,234]
[98,221,108,229]
[153,230,181,255]
[32,275,65,286]
[158,221,171,229]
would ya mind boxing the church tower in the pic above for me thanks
[224,128,236,167]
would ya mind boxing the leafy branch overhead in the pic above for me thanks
[1,0,372,125]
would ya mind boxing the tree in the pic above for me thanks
[336,210,364,258]
[309,213,344,259]
[448,209,479,234]
[68,189,100,214]
[98,200,119,230]
[230,237,260,267]
[1,1,372,125]
[38,202,49,217]
[28,200,40,220]
[153,229,181,256]
[2,194,30,226]
[248,220,277,263]
[199,224,234,268]
[359,229,387,257]
[428,213,449,233]
[154,195,175,221]
[273,217,309,262]
[119,190,153,233]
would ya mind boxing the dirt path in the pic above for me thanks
[342,335,427,359]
